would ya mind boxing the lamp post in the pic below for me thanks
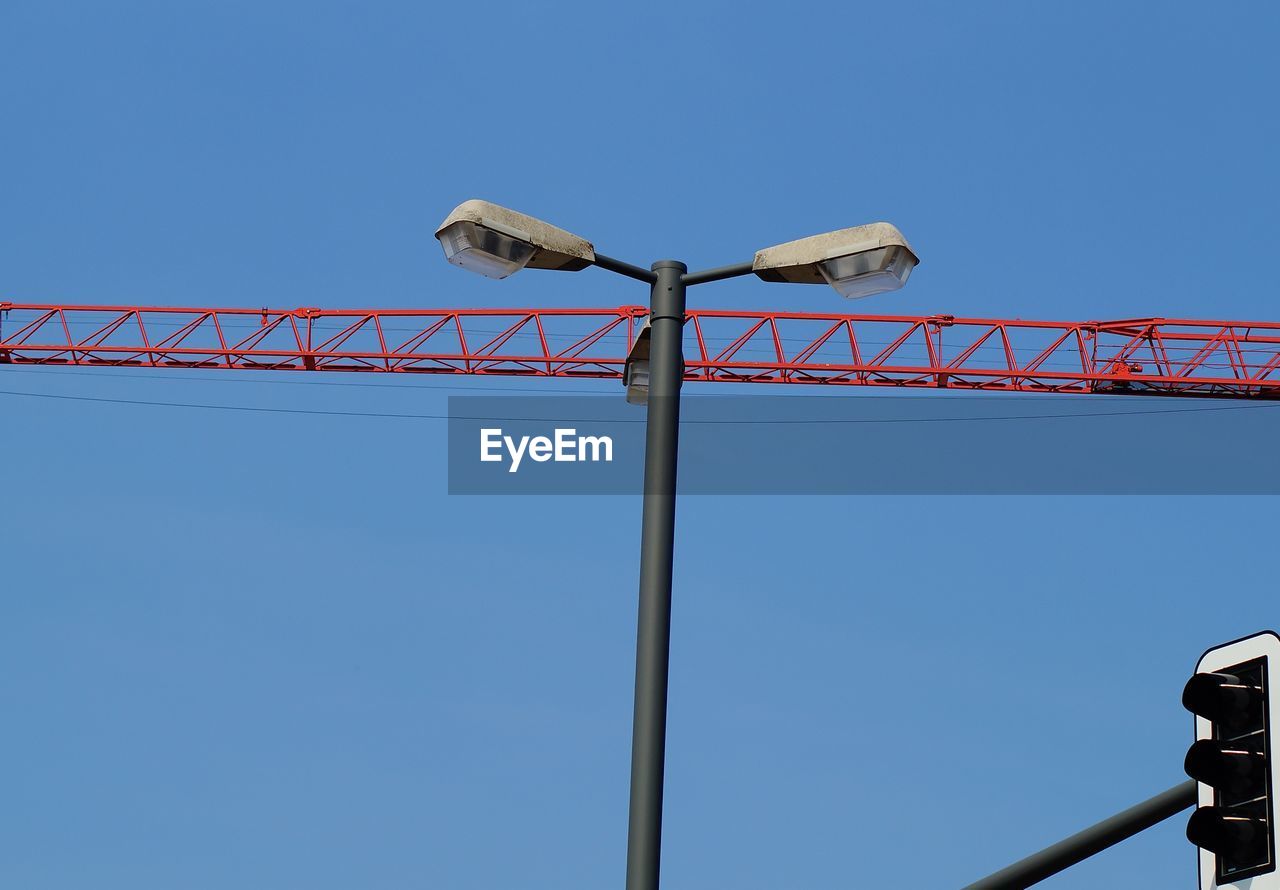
[435,200,920,890]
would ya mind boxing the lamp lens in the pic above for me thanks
[437,220,536,279]
[819,245,917,299]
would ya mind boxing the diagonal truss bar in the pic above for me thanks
[4,302,1280,398]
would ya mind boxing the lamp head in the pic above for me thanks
[435,200,596,279]
[752,222,919,299]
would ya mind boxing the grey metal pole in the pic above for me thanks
[960,780,1196,890]
[625,260,688,890]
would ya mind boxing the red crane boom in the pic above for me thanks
[3,301,1280,399]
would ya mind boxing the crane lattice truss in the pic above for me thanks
[3,302,1280,399]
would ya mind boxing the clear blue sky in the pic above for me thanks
[1,2,1278,887]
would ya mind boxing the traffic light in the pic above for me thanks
[1184,632,1280,888]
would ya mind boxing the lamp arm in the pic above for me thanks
[593,253,659,284]
[681,261,755,286]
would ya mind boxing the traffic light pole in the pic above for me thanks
[625,260,688,890]
[961,780,1196,890]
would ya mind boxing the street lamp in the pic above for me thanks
[435,199,596,278]
[434,199,920,890]
[751,222,919,299]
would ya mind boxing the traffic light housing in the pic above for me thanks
[1184,632,1280,889]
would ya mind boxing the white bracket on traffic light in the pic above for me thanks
[1191,631,1280,890]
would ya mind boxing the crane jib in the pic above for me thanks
[0,303,1278,399]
